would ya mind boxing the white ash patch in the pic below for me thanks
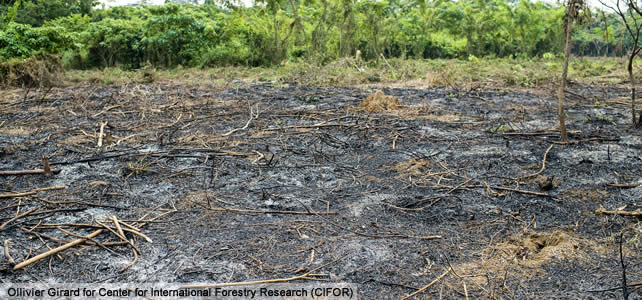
[350,193,395,217]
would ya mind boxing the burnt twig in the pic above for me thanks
[0,207,39,231]
[4,239,15,266]
[180,254,348,289]
[401,268,451,300]
[607,183,641,189]
[13,229,104,270]
[619,232,629,300]
[0,154,56,176]
[513,144,554,181]
[0,186,67,199]
[595,206,642,217]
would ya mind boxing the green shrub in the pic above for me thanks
[0,22,74,59]
[141,4,213,67]
[82,17,144,68]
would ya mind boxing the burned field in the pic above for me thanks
[0,81,640,299]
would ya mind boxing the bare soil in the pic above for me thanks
[0,80,640,299]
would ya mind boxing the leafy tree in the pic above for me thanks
[0,0,20,30]
[1,0,98,27]
[0,22,74,59]
[82,17,144,67]
[1,0,630,70]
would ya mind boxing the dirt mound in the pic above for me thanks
[359,90,404,112]
[0,54,63,88]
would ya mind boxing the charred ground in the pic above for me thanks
[0,81,640,298]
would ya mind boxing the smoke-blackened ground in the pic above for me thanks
[0,81,640,298]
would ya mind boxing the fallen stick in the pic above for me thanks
[117,220,142,232]
[0,169,56,176]
[606,183,641,188]
[355,232,442,240]
[56,227,120,257]
[264,122,355,131]
[97,221,141,254]
[454,184,555,199]
[470,185,555,198]
[122,227,152,243]
[0,186,67,199]
[251,150,265,164]
[13,229,103,270]
[222,115,253,136]
[213,207,337,215]
[133,209,177,228]
[223,104,257,136]
[111,216,126,240]
[595,206,642,217]
[26,185,67,193]
[4,239,15,265]
[22,228,127,247]
[552,137,619,144]
[0,154,56,176]
[514,144,554,181]
[180,273,326,289]
[0,192,36,199]
[97,121,107,147]
[50,151,139,165]
[0,207,39,231]
[32,223,151,242]
[181,253,349,289]
[491,186,553,197]
[92,105,122,118]
[402,269,451,300]
[120,239,138,272]
[502,130,581,136]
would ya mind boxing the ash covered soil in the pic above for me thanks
[0,81,640,299]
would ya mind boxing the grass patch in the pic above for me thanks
[60,57,642,89]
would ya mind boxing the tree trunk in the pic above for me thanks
[630,53,638,126]
[274,14,279,64]
[557,16,573,142]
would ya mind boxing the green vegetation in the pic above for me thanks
[0,0,633,70]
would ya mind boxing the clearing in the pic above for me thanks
[0,74,640,298]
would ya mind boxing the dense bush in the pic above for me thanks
[0,22,75,59]
[1,0,98,26]
[0,0,630,69]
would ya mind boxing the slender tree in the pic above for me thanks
[558,0,590,142]
[600,0,642,127]
[558,1,576,142]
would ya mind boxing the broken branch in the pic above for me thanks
[0,186,67,199]
[402,268,451,300]
[514,144,554,181]
[13,229,103,270]
[595,206,642,217]
[0,207,39,231]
